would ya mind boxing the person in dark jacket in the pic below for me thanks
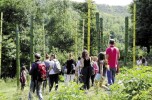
[28,53,43,100]
[80,50,92,90]
[65,53,76,83]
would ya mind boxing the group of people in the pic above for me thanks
[137,56,148,66]
[20,39,120,100]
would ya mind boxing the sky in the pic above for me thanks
[70,0,133,6]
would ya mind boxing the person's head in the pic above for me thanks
[139,56,142,60]
[35,53,41,60]
[94,56,98,62]
[69,53,73,60]
[46,54,49,59]
[78,57,81,60]
[21,66,26,71]
[109,39,115,45]
[50,54,56,60]
[90,56,94,62]
[82,49,89,59]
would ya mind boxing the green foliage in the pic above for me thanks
[130,0,152,52]
[107,66,152,100]
[50,82,87,100]
[97,4,130,52]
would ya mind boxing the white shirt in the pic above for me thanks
[76,60,81,76]
[137,60,142,66]
[49,60,55,75]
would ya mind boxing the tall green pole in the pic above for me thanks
[96,12,100,53]
[133,0,136,67]
[30,16,34,64]
[43,19,45,60]
[124,17,129,66]
[75,21,78,60]
[16,25,20,89]
[87,0,91,54]
[82,19,85,51]
[100,18,103,51]
[0,12,3,77]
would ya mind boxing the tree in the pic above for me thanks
[130,0,152,53]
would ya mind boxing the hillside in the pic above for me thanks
[97,4,130,16]
[96,4,131,50]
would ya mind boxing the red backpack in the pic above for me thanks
[37,62,47,81]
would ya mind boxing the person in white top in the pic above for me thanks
[48,54,61,92]
[75,57,81,83]
[137,56,143,66]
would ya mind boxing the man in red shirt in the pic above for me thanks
[106,39,120,85]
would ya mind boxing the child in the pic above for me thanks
[20,66,27,90]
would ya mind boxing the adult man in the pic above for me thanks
[28,53,44,100]
[106,39,120,85]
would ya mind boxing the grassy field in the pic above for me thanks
[0,78,51,100]
[0,76,109,100]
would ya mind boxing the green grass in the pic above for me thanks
[0,78,50,100]
[0,77,108,100]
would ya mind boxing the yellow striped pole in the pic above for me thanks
[87,0,91,54]
[0,12,3,77]
[133,0,136,67]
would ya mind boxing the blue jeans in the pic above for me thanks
[107,68,116,85]
[28,80,43,100]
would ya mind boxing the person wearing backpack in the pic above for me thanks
[28,53,47,100]
[20,66,27,90]
[43,54,51,91]
[48,54,61,92]
[106,39,120,85]
[65,53,76,84]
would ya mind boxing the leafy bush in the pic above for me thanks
[49,82,87,100]
[108,66,152,100]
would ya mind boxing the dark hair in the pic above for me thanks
[21,66,26,71]
[46,54,49,59]
[78,57,81,60]
[109,39,115,45]
[142,58,146,64]
[35,53,41,59]
[51,54,56,59]
[82,49,88,59]
[139,56,142,59]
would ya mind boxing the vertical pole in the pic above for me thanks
[82,19,85,51]
[75,21,78,60]
[124,17,129,66]
[96,12,100,53]
[16,25,20,89]
[30,16,34,64]
[43,19,45,60]
[133,0,136,67]
[87,0,91,54]
[100,18,103,51]
[0,12,3,77]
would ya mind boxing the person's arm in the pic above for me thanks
[80,58,84,68]
[29,63,35,75]
[105,49,110,70]
[117,48,120,59]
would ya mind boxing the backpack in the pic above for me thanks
[20,71,25,84]
[90,65,95,76]
[53,60,61,74]
[70,64,75,74]
[37,62,47,81]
